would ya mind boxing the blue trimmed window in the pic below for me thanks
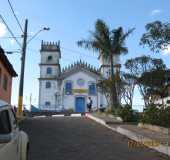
[65,81,72,95]
[89,83,96,95]
[46,82,51,88]
[45,101,51,106]
[47,67,52,74]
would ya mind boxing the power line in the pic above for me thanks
[0,35,34,39]
[7,0,24,33]
[32,37,98,59]
[26,48,97,66]
[0,36,22,39]
[61,47,98,59]
[0,14,21,47]
[27,45,98,61]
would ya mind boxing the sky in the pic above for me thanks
[0,0,170,111]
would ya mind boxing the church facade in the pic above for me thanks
[39,41,118,112]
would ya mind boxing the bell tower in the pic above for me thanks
[39,41,61,110]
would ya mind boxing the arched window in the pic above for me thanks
[88,82,96,95]
[46,81,51,88]
[65,81,72,95]
[47,67,52,74]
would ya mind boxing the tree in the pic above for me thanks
[139,69,167,105]
[140,21,170,52]
[125,55,166,107]
[77,19,134,111]
[120,73,136,107]
[97,79,114,107]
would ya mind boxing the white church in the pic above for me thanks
[39,41,120,112]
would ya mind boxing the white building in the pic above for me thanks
[154,70,170,107]
[39,41,119,112]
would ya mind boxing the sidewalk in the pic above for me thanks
[86,113,170,156]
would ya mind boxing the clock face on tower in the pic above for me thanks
[77,78,85,86]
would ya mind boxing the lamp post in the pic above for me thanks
[27,27,50,44]
[5,51,20,54]
[17,19,50,118]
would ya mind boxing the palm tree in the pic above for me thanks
[77,19,134,111]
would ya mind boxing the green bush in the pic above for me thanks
[159,106,170,127]
[141,104,159,125]
[117,105,139,122]
[141,105,170,127]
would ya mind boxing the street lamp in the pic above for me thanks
[5,50,20,54]
[27,27,50,44]
[5,27,50,55]
[17,20,50,118]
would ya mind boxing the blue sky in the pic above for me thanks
[0,0,170,110]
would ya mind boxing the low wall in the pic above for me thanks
[138,123,170,135]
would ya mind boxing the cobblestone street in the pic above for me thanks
[20,117,164,160]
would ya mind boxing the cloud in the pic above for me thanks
[0,22,7,37]
[150,9,162,16]
[162,45,170,55]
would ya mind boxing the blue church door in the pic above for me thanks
[75,97,85,113]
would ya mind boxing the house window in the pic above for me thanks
[47,67,52,74]
[45,101,51,106]
[47,55,52,61]
[65,81,72,95]
[3,75,8,90]
[88,83,96,95]
[46,81,51,88]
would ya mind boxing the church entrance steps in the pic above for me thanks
[29,111,85,118]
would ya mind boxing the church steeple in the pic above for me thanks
[40,41,61,77]
[39,41,61,110]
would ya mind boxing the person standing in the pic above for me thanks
[87,97,93,112]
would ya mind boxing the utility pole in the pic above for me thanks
[17,19,28,118]
[29,93,32,111]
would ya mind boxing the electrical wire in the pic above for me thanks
[0,36,22,39]
[61,47,97,59]
[33,37,98,59]
[0,14,21,47]
[7,0,24,33]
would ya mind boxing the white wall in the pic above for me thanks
[155,96,170,107]
[61,71,104,111]
[40,51,60,64]
[40,65,59,78]
[39,49,60,110]
[39,80,58,110]
[39,49,109,111]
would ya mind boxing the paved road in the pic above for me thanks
[20,117,166,160]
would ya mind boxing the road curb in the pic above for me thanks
[85,113,170,156]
